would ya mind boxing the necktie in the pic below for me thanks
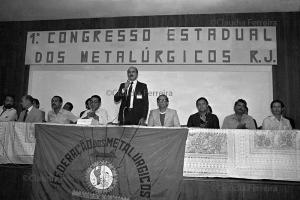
[23,109,28,122]
[127,82,133,107]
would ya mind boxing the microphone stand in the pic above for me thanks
[122,83,131,126]
[122,106,127,126]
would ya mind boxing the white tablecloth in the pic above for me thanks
[0,122,299,181]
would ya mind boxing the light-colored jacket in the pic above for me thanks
[148,108,180,127]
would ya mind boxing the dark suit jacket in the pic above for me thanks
[18,107,45,123]
[114,81,149,124]
[187,112,219,128]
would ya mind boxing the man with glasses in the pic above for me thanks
[148,94,180,127]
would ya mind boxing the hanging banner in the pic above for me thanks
[31,124,188,200]
[25,27,277,65]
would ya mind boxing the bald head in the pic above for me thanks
[127,66,138,81]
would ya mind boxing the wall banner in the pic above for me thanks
[25,27,277,65]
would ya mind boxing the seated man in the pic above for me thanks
[148,94,180,127]
[187,97,219,128]
[81,95,108,125]
[0,95,18,122]
[262,100,292,130]
[47,96,78,124]
[222,99,256,129]
[18,95,44,123]
[63,102,73,112]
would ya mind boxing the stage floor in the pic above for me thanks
[1,164,299,200]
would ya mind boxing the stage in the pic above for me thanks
[1,122,300,199]
[1,164,299,200]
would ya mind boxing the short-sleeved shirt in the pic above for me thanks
[81,108,109,125]
[262,115,292,130]
[222,114,256,129]
[47,109,78,124]
[0,105,18,122]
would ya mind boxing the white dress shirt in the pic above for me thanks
[128,80,137,108]
[122,80,137,109]
[0,105,18,122]
[262,115,292,130]
[27,105,33,113]
[81,108,109,125]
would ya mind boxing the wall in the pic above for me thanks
[28,65,273,125]
[0,12,299,127]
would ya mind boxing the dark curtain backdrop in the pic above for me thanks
[0,12,299,127]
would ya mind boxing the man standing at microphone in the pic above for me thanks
[114,66,149,125]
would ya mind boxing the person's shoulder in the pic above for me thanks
[150,108,159,113]
[98,107,108,113]
[1,106,16,112]
[281,116,290,122]
[262,116,273,124]
[245,114,254,120]
[167,108,178,114]
[208,113,219,119]
[224,113,235,119]
[60,109,72,115]
[263,115,273,121]
[32,107,42,113]
[9,108,17,113]
[189,112,199,118]
[137,81,147,86]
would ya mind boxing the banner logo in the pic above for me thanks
[85,160,118,194]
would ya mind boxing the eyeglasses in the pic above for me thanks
[157,99,168,102]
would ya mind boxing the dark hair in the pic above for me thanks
[234,99,247,107]
[85,98,91,106]
[127,66,138,74]
[53,96,63,103]
[157,94,169,102]
[32,98,40,106]
[270,99,284,108]
[91,95,101,103]
[196,97,208,105]
[64,102,73,111]
[208,105,212,113]
[24,95,34,104]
